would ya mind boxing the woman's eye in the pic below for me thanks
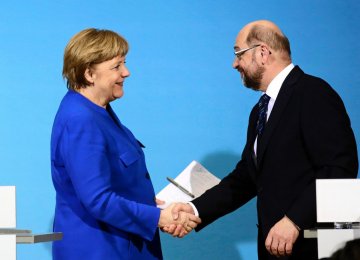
[112,60,126,70]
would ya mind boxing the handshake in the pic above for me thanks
[157,201,201,238]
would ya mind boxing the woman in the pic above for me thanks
[51,28,199,260]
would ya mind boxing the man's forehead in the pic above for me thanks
[234,24,253,49]
[233,34,247,50]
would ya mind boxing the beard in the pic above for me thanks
[241,57,265,91]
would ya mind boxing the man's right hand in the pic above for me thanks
[158,203,200,238]
[162,202,197,237]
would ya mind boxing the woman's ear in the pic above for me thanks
[84,68,94,85]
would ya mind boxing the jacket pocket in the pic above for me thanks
[119,150,141,167]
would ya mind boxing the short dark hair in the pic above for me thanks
[246,25,291,58]
[330,238,360,260]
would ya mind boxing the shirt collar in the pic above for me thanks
[265,63,294,100]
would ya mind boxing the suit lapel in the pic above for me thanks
[257,66,304,166]
[106,105,139,148]
[248,106,260,177]
[249,106,259,150]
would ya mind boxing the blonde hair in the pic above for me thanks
[63,28,129,90]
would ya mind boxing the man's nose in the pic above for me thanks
[232,57,239,69]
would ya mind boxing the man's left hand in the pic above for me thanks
[265,216,300,257]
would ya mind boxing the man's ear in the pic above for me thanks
[84,68,94,85]
[260,44,271,64]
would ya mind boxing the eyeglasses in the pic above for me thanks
[234,44,261,59]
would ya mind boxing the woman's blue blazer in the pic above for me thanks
[51,91,162,259]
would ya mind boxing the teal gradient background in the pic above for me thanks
[0,1,359,259]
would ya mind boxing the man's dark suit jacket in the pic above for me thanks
[192,66,358,260]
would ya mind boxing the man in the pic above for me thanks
[167,20,358,259]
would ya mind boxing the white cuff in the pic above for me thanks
[187,202,199,217]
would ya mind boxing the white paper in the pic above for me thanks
[156,161,220,209]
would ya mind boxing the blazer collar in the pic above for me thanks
[256,65,304,166]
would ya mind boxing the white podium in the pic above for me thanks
[305,179,360,259]
[0,186,62,259]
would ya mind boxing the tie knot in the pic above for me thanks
[258,94,270,108]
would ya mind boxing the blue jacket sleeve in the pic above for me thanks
[60,115,160,241]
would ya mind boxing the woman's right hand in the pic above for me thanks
[158,203,201,238]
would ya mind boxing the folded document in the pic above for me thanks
[156,161,220,209]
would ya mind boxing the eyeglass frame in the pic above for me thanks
[234,44,261,59]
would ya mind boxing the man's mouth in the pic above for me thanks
[239,70,244,78]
